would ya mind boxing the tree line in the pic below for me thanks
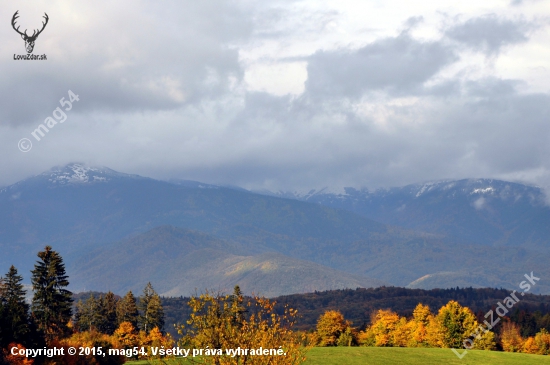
[312,301,550,355]
[0,247,308,365]
[160,286,550,338]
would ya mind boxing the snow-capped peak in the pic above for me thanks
[41,163,130,185]
[263,186,350,200]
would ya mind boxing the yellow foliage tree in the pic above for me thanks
[424,314,446,348]
[392,317,413,347]
[432,300,495,350]
[407,304,433,347]
[360,309,401,347]
[179,287,310,365]
[315,310,350,346]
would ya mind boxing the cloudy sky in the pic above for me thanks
[1,0,549,192]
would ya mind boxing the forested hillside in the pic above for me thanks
[159,287,550,336]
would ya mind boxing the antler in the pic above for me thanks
[11,11,49,39]
[11,10,27,37]
[32,13,49,38]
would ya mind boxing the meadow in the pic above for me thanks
[128,347,550,364]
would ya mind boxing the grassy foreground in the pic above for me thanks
[128,347,550,364]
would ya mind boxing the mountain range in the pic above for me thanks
[1,163,549,296]
[260,179,550,250]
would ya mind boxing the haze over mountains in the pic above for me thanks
[1,163,549,296]
[261,179,550,250]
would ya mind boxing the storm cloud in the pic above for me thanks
[1,0,549,193]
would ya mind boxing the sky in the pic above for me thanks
[1,0,549,192]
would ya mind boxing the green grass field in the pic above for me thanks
[128,347,550,364]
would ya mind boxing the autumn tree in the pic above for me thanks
[535,329,550,355]
[2,342,34,365]
[523,328,550,355]
[434,300,495,350]
[336,327,355,347]
[137,327,173,360]
[57,330,125,364]
[501,321,524,352]
[407,303,433,347]
[315,310,350,346]
[181,288,309,365]
[361,309,401,347]
[113,321,139,350]
[30,246,72,343]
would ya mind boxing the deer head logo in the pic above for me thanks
[12,11,49,54]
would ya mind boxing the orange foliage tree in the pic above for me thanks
[50,331,124,365]
[137,326,173,360]
[523,329,550,355]
[500,321,524,352]
[2,343,34,365]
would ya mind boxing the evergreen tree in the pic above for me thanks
[117,291,139,328]
[138,283,164,333]
[0,277,6,348]
[74,299,85,331]
[0,266,30,347]
[99,291,118,335]
[31,246,73,342]
[231,285,246,323]
[75,294,102,332]
[145,293,165,333]
[138,283,155,333]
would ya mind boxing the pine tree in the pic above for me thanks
[30,246,73,342]
[231,285,246,326]
[0,266,30,346]
[117,291,139,328]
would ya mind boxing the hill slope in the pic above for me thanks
[70,226,385,297]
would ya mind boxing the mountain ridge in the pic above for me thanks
[3,163,550,294]
[256,178,550,250]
